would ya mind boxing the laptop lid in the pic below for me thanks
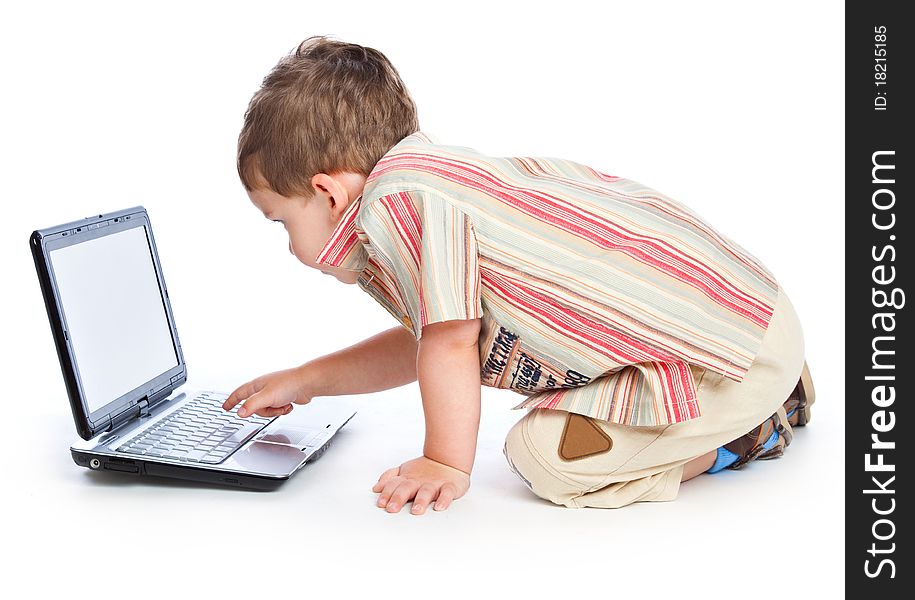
[31,206,187,440]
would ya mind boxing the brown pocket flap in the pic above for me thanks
[558,412,613,461]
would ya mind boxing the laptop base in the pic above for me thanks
[70,435,336,491]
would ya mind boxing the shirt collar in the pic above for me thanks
[314,130,440,273]
[314,193,369,272]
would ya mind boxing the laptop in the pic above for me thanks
[30,206,356,490]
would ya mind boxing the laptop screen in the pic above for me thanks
[48,224,179,414]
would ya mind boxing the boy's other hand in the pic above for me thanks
[223,366,313,418]
[372,455,471,515]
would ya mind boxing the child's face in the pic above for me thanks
[246,178,363,285]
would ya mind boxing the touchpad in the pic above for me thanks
[256,426,324,449]
[232,442,306,473]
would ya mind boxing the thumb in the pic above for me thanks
[372,467,401,492]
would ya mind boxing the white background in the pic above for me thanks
[2,1,843,597]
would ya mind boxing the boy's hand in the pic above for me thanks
[372,455,471,515]
[223,366,313,418]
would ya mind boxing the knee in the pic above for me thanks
[502,417,536,492]
[502,410,587,508]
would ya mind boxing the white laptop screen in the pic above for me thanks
[49,225,179,414]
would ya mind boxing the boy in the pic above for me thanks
[222,36,816,513]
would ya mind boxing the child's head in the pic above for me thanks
[237,35,418,283]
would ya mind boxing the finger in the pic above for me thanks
[372,467,400,493]
[237,390,272,418]
[223,384,249,412]
[257,404,292,418]
[223,380,258,411]
[433,483,457,511]
[410,483,440,515]
[376,476,404,507]
[264,404,293,418]
[384,480,421,513]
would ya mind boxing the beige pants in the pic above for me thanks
[502,284,806,508]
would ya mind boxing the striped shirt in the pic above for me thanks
[315,131,779,426]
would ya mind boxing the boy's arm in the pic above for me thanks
[225,325,418,417]
[416,318,483,475]
[301,325,419,396]
[372,317,482,514]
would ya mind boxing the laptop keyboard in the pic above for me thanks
[114,392,271,464]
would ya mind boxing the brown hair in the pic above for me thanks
[237,35,420,197]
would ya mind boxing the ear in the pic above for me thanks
[311,172,347,197]
[311,173,352,217]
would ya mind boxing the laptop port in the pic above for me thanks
[104,459,139,473]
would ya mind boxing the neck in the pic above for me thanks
[337,171,368,203]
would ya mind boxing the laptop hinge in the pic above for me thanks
[137,398,151,418]
[107,385,174,430]
[148,384,176,409]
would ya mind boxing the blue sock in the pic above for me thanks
[706,429,780,474]
[707,446,740,473]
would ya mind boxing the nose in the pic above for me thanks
[289,240,294,256]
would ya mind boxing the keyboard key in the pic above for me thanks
[184,450,208,462]
[223,423,262,447]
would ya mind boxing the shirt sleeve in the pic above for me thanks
[511,360,702,427]
[361,189,484,341]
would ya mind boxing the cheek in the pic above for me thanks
[288,233,317,266]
